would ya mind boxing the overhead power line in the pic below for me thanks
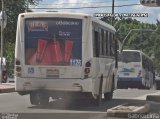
[31,4,140,9]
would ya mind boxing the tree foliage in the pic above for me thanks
[0,0,41,74]
[102,17,160,71]
[1,0,41,43]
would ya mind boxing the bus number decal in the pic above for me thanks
[70,59,82,66]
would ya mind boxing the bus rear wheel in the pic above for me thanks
[30,91,49,106]
[104,77,114,101]
[104,91,113,101]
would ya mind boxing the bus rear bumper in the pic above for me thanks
[15,77,93,93]
[117,77,143,89]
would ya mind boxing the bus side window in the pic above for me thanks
[110,33,115,56]
[143,57,146,69]
[104,30,107,56]
[106,31,109,56]
[142,55,145,69]
[101,29,104,55]
[94,30,99,57]
[99,29,102,56]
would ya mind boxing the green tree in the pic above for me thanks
[0,0,41,74]
[102,17,160,71]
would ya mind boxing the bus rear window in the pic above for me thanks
[118,51,141,62]
[24,18,82,66]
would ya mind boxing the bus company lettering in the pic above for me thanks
[59,31,71,37]
[56,20,79,26]
[28,21,48,32]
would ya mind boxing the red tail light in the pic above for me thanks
[137,70,142,77]
[84,61,91,78]
[15,59,21,77]
[85,61,91,67]
[16,66,21,72]
[16,59,21,65]
[85,68,90,74]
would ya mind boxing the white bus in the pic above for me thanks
[15,12,117,106]
[117,50,154,89]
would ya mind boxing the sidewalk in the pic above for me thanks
[0,83,15,93]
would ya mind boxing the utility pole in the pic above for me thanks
[112,0,118,69]
[1,0,4,83]
[112,0,115,25]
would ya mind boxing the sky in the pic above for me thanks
[31,0,160,24]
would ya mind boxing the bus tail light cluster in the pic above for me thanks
[137,70,142,77]
[15,59,21,77]
[84,61,91,78]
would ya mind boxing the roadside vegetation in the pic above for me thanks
[0,0,41,75]
[102,17,160,72]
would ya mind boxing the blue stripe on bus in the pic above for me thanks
[118,77,142,81]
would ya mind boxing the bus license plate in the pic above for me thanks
[46,69,59,78]
[124,73,129,76]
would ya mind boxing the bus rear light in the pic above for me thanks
[84,61,91,78]
[85,61,91,67]
[137,70,142,77]
[16,59,21,65]
[16,72,21,77]
[15,59,22,77]
[85,68,90,74]
[16,66,21,72]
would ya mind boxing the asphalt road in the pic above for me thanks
[0,89,160,119]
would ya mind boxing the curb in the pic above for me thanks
[146,95,160,102]
[106,102,150,118]
[0,83,15,93]
[0,88,15,93]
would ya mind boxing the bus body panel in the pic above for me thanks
[15,78,93,92]
[20,66,83,79]
[89,57,115,95]
[15,12,117,102]
[15,57,115,95]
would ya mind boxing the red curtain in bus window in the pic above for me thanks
[50,41,63,64]
[64,39,73,63]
